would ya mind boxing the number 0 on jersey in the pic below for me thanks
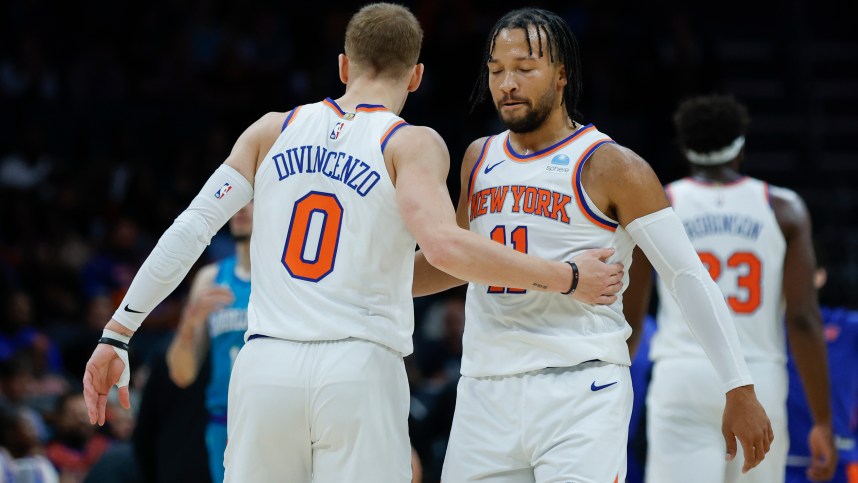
[282,192,344,282]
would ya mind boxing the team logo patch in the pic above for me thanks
[214,182,232,199]
[330,122,345,140]
[551,154,570,165]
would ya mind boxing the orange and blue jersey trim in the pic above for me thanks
[503,124,596,161]
[467,136,495,199]
[323,97,389,117]
[323,97,346,117]
[380,120,409,153]
[355,103,388,112]
[571,139,618,231]
[763,181,773,208]
[281,106,302,132]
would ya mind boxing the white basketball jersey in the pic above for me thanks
[247,98,416,355]
[463,125,635,377]
[651,177,787,363]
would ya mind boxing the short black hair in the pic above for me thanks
[674,95,751,153]
[471,8,584,123]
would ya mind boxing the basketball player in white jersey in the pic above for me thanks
[80,4,627,482]
[631,95,837,482]
[413,9,773,482]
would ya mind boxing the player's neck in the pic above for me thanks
[506,108,578,154]
[336,77,409,116]
[235,241,251,280]
[689,161,742,183]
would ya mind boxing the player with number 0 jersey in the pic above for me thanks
[81,4,626,482]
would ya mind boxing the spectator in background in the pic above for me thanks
[0,401,59,483]
[1,290,63,376]
[46,392,110,483]
[786,254,858,483]
[0,358,50,444]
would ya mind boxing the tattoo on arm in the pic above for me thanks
[532,282,548,289]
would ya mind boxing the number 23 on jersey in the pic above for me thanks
[698,251,762,314]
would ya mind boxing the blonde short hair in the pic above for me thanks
[344,3,423,79]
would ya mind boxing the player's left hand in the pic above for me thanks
[721,384,774,473]
[807,423,838,481]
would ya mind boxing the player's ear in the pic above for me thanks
[557,63,568,88]
[339,54,349,85]
[407,63,424,93]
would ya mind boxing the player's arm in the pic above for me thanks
[389,126,622,300]
[771,186,837,481]
[586,143,772,471]
[84,112,285,425]
[166,264,226,388]
[623,247,653,358]
[412,138,487,297]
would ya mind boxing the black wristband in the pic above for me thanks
[98,337,130,352]
[561,261,579,295]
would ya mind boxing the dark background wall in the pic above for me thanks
[1,0,856,340]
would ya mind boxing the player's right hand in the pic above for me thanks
[569,248,624,304]
[807,423,838,481]
[83,343,131,426]
[184,286,235,324]
[722,384,774,473]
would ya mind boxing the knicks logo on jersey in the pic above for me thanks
[329,122,345,140]
[470,185,572,224]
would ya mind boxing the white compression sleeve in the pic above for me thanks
[112,164,253,331]
[626,208,753,392]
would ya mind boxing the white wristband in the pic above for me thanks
[102,329,131,344]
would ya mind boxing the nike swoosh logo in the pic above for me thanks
[484,160,505,174]
[591,381,618,392]
[123,304,145,314]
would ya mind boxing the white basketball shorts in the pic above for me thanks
[646,358,788,483]
[224,337,411,483]
[442,361,632,483]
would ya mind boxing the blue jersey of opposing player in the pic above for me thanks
[206,255,250,418]
[787,306,858,474]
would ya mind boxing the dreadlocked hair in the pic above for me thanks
[470,8,584,123]
[674,95,751,153]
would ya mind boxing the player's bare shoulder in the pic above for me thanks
[586,143,655,183]
[385,124,447,155]
[461,136,493,178]
[768,185,810,236]
[583,142,667,224]
[383,124,451,182]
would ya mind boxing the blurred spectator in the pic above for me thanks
[45,392,110,483]
[1,290,63,377]
[80,219,142,305]
[0,358,50,444]
[0,402,59,483]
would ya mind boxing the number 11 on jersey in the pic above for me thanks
[488,225,528,294]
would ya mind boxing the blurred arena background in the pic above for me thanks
[0,0,855,482]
